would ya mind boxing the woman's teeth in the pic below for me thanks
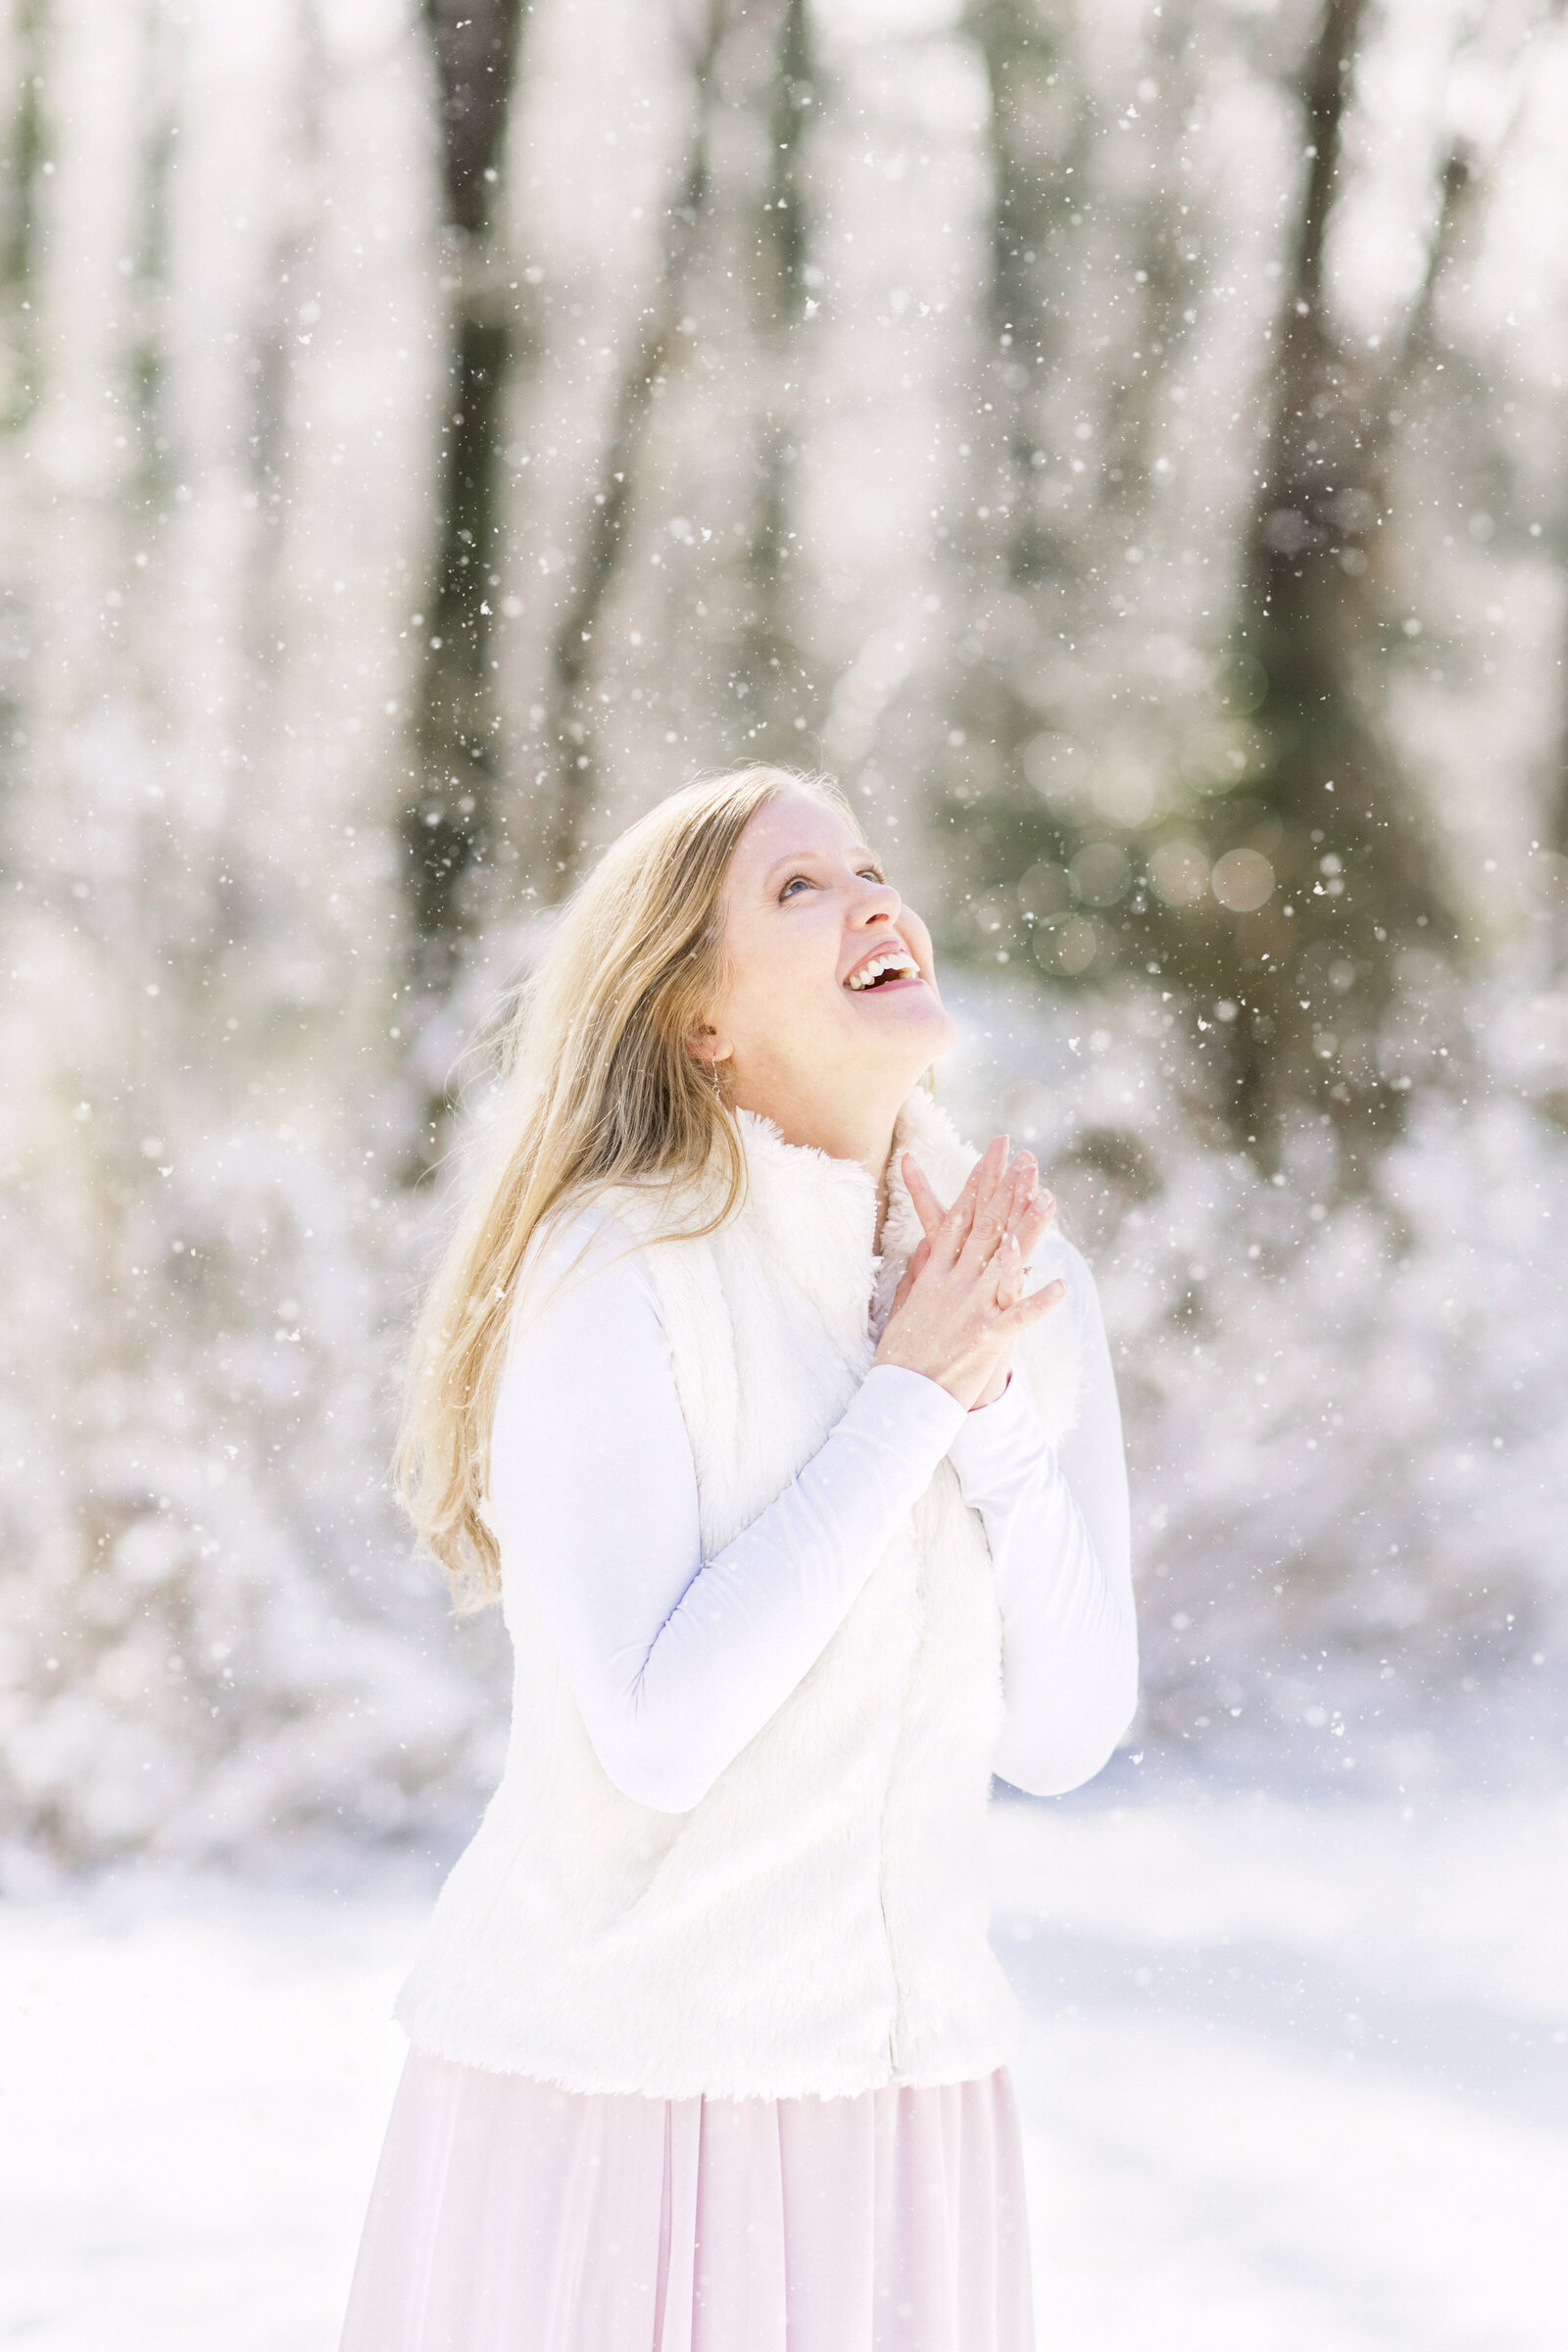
[846,951,919,991]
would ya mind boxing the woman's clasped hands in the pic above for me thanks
[873,1136,1064,1411]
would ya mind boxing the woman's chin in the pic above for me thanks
[839,989,956,1065]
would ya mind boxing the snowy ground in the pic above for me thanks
[2,1782,1564,2352]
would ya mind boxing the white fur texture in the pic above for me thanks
[396,1091,1082,2099]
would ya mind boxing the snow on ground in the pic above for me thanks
[993,1781,1568,2352]
[1,1784,1564,2351]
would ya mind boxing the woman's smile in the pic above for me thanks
[842,939,923,992]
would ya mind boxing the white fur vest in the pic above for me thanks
[396,1087,1081,2100]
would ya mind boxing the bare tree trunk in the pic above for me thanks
[939,0,1079,906]
[956,0,1474,1166]
[953,0,1204,958]
[969,0,1078,593]
[535,0,816,894]
[538,11,724,893]
[408,0,526,975]
[1185,0,1458,1154]
[731,0,815,760]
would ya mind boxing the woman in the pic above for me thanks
[341,764,1136,2352]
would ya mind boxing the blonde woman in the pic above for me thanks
[340,766,1136,2352]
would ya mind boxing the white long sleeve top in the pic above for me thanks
[487,1207,1136,1816]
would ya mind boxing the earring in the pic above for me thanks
[692,1025,726,1102]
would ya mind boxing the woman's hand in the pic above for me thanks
[872,1136,1064,1410]
[908,1140,1059,1408]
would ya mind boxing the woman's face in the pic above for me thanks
[695,793,957,1117]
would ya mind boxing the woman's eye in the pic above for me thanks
[779,868,885,899]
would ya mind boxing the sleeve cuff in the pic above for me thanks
[852,1362,970,1452]
[948,1366,1052,1494]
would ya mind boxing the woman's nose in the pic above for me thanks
[853,874,902,923]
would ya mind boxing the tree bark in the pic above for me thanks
[535,0,815,894]
[1183,0,1459,1152]
[408,0,527,975]
[538,23,722,893]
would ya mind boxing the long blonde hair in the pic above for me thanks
[396,764,860,1603]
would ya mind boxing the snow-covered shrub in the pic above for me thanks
[0,1124,505,1870]
[944,970,1568,1789]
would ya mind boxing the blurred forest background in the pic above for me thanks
[3,0,1567,1867]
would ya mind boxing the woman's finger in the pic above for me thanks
[964,1147,1018,1252]
[975,1134,1009,1209]
[961,1146,1022,1272]
[999,1154,1037,1241]
[901,1153,949,1244]
[1004,1277,1066,1329]
[935,1149,989,1255]
[888,1234,931,1319]
[1009,1185,1055,1266]
[994,1231,1026,1311]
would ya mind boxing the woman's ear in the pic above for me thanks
[687,1022,733,1067]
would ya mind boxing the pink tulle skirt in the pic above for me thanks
[338,2051,1035,2352]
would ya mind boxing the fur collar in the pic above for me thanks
[730,1086,977,1254]
[727,1087,979,1333]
